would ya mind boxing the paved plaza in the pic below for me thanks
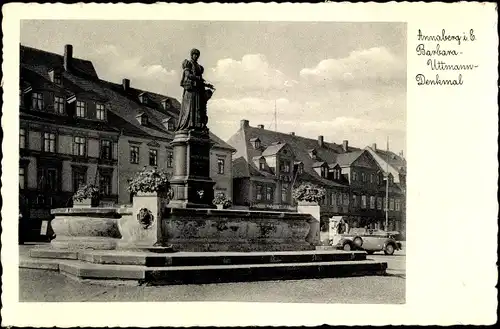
[19,245,405,303]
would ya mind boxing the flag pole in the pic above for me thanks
[385,136,389,230]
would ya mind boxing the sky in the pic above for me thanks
[21,20,407,154]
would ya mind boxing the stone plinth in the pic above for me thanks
[297,201,321,246]
[169,129,216,208]
[163,208,316,252]
[50,207,125,250]
[117,192,169,249]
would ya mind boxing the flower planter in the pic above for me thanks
[216,204,224,210]
[297,200,319,207]
[73,197,99,208]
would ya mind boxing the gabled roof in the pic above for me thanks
[226,122,367,189]
[261,142,287,156]
[334,150,364,167]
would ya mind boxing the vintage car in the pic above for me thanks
[336,228,402,255]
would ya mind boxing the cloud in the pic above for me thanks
[208,54,294,91]
[300,47,405,87]
[90,45,179,95]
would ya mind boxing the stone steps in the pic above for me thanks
[21,248,388,285]
[30,248,368,266]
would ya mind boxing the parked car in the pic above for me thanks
[336,228,402,255]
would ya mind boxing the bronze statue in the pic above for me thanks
[176,48,215,131]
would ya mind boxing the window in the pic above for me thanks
[337,193,342,205]
[43,132,56,153]
[100,140,112,160]
[352,171,357,181]
[54,73,62,86]
[361,195,367,209]
[73,136,86,156]
[281,183,289,203]
[331,192,336,205]
[377,197,383,210]
[254,140,260,149]
[361,172,366,182]
[298,164,304,174]
[53,96,65,114]
[256,184,262,201]
[149,149,158,166]
[217,158,225,174]
[167,150,173,168]
[266,186,273,201]
[99,172,112,196]
[19,167,26,189]
[20,128,26,149]
[167,121,174,131]
[32,92,44,110]
[130,146,140,164]
[259,161,265,170]
[389,198,395,211]
[76,101,86,118]
[383,198,388,211]
[376,175,380,185]
[141,115,149,125]
[370,174,374,183]
[370,196,376,209]
[321,166,327,178]
[96,103,106,120]
[395,199,401,211]
[281,160,290,173]
[352,195,358,207]
[343,193,349,206]
[72,169,86,192]
[38,167,59,191]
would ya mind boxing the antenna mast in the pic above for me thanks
[274,99,277,132]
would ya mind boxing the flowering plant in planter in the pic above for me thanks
[73,184,100,202]
[212,192,232,209]
[292,183,326,203]
[128,168,171,195]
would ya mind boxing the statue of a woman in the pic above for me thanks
[176,48,215,131]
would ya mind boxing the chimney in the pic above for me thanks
[318,135,324,147]
[372,143,377,150]
[257,124,264,129]
[64,44,73,72]
[122,79,130,92]
[342,140,349,152]
[290,132,295,136]
[240,119,249,129]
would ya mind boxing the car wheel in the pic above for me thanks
[343,243,352,251]
[384,243,395,255]
[353,237,363,249]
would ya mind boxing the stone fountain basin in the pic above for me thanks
[49,207,318,252]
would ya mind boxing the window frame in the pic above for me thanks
[54,95,65,114]
[73,136,87,157]
[217,158,225,175]
[265,186,273,201]
[42,132,57,153]
[19,166,26,190]
[31,92,44,110]
[149,149,158,167]
[76,100,87,118]
[361,195,367,209]
[255,184,263,201]
[72,168,87,193]
[96,103,106,120]
[20,128,27,149]
[98,171,112,196]
[166,150,174,168]
[100,140,112,160]
[281,183,289,203]
[130,145,140,164]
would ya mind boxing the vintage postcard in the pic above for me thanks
[1,2,498,327]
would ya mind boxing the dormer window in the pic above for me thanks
[138,93,149,105]
[259,161,266,170]
[49,69,62,86]
[161,98,171,110]
[54,95,65,114]
[250,138,261,149]
[162,117,175,131]
[308,149,317,160]
[32,92,44,110]
[298,164,304,174]
[280,160,291,173]
[96,103,106,120]
[321,166,327,178]
[136,113,148,125]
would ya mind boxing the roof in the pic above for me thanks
[226,123,364,188]
[334,150,364,167]
[20,44,230,149]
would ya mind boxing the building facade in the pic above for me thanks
[19,44,234,240]
[227,119,406,236]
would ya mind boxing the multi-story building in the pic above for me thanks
[19,44,234,240]
[227,119,406,235]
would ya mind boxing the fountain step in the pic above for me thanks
[29,248,367,267]
[20,256,387,285]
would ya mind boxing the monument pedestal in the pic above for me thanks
[169,129,216,209]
